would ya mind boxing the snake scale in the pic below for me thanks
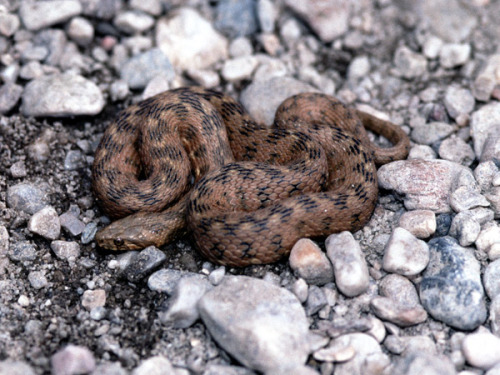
[92,86,410,267]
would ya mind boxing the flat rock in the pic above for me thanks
[198,275,317,373]
[378,159,476,213]
[21,73,105,117]
[19,0,82,31]
[419,237,487,330]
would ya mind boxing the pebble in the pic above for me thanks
[347,56,370,82]
[160,276,212,328]
[329,333,389,375]
[474,160,499,190]
[119,48,174,90]
[292,278,309,303]
[81,289,106,311]
[439,43,471,68]
[114,10,154,34]
[391,354,456,375]
[305,285,328,316]
[449,211,481,246]
[50,241,81,262]
[59,212,85,237]
[407,144,437,160]
[91,362,127,375]
[80,222,98,245]
[383,228,429,276]
[8,241,37,262]
[9,160,27,178]
[289,238,334,286]
[215,0,258,38]
[462,332,500,370]
[0,225,8,257]
[240,77,316,125]
[122,246,166,282]
[479,127,500,163]
[198,275,320,373]
[421,0,477,42]
[444,86,475,119]
[221,56,259,82]
[403,335,437,356]
[491,296,500,336]
[422,35,443,59]
[450,185,490,212]
[7,182,50,214]
[66,17,94,46]
[28,270,48,289]
[378,159,476,213]
[419,237,487,330]
[476,223,500,259]
[325,232,370,297]
[398,210,436,238]
[394,46,427,79]
[0,11,20,37]
[411,122,455,145]
[473,54,500,101]
[284,0,350,42]
[156,8,228,70]
[0,82,23,114]
[0,360,36,375]
[19,0,82,31]
[204,364,256,375]
[257,0,276,33]
[132,356,176,375]
[438,137,475,166]
[484,259,500,299]
[51,345,96,375]
[470,102,500,159]
[21,73,105,117]
[148,268,203,295]
[208,266,226,286]
[28,206,61,240]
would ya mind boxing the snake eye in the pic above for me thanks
[114,238,124,247]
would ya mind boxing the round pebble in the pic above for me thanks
[289,238,334,286]
[28,206,61,240]
[462,332,500,370]
[383,227,430,276]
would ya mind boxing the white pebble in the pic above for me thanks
[383,228,430,276]
[462,332,500,370]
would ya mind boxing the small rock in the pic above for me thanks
[470,102,500,159]
[304,285,328,316]
[208,267,226,286]
[122,246,167,282]
[473,54,500,101]
[439,43,471,68]
[50,241,81,261]
[484,259,500,299]
[198,275,318,373]
[257,0,276,33]
[120,48,174,90]
[0,12,20,37]
[0,225,8,257]
[28,206,61,240]
[450,185,490,212]
[59,212,86,237]
[215,0,258,38]
[204,364,256,375]
[289,238,334,285]
[394,46,427,79]
[221,56,258,82]
[66,17,94,46]
[19,0,82,31]
[462,332,500,370]
[160,276,212,328]
[325,232,370,297]
[476,223,500,258]
[422,35,443,59]
[411,122,455,145]
[28,271,48,289]
[81,289,106,311]
[0,360,36,375]
[9,161,27,178]
[81,222,98,245]
[419,237,487,330]
[7,183,50,214]
[21,73,105,117]
[398,210,436,238]
[284,0,350,42]
[391,353,456,375]
[370,297,428,327]
[378,159,476,213]
[9,242,37,262]
[491,296,500,336]
[240,77,316,125]
[90,306,107,321]
[438,137,475,166]
[91,362,127,375]
[383,228,429,276]
[156,8,228,70]
[0,82,23,114]
[449,211,481,246]
[114,11,154,34]
[148,268,203,295]
[292,278,309,303]
[474,161,499,191]
[407,144,437,160]
[444,85,475,118]
[51,345,96,375]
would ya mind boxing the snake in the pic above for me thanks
[92,86,410,267]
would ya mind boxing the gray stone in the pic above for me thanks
[160,276,212,328]
[204,364,256,375]
[449,211,481,247]
[130,0,162,16]
[0,225,8,257]
[33,29,67,66]
[0,82,23,114]
[66,17,94,46]
[8,241,37,262]
[208,266,226,286]
[51,345,96,375]
[394,46,427,79]
[81,222,98,245]
[470,102,500,159]
[411,122,455,145]
[122,246,166,282]
[114,10,154,34]
[438,137,475,166]
[215,0,258,38]
[391,354,456,375]
[28,206,61,240]
[7,183,50,214]
[383,228,429,276]
[419,237,487,330]
[0,12,20,37]
[91,362,127,375]
[81,289,106,311]
[120,48,174,90]
[325,232,369,297]
[450,185,490,212]
[51,241,81,261]
[28,271,48,289]
[132,356,176,375]
[156,8,228,70]
[21,73,105,117]
[462,332,500,370]
[473,55,500,101]
[221,56,258,82]
[439,43,471,68]
[378,159,476,213]
[476,223,500,259]
[398,210,436,239]
[289,238,333,286]
[148,268,203,295]
[19,0,82,31]
[257,0,276,33]
[10,161,27,178]
[444,85,475,119]
[304,285,327,316]
[484,259,500,299]
[0,360,36,375]
[198,276,317,373]
[59,212,86,237]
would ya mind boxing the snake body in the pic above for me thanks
[92,87,409,267]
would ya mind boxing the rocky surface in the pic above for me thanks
[1,0,500,374]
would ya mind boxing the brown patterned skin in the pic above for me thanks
[92,87,410,267]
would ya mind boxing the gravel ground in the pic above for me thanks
[1,0,500,374]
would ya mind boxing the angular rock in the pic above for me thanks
[438,137,475,166]
[394,46,427,79]
[439,43,471,68]
[81,289,106,311]
[0,360,36,375]
[7,183,50,214]
[51,345,96,375]
[289,238,333,285]
[21,73,105,117]
[398,210,436,238]
[19,0,82,31]
[473,54,500,101]
[28,206,61,240]
[119,48,173,90]
[215,0,258,38]
[131,356,175,375]
[391,354,456,375]
[419,237,487,330]
[411,122,455,145]
[0,82,23,114]
[50,241,81,261]
[198,275,317,373]
[470,102,500,159]
[148,268,203,295]
[122,246,166,282]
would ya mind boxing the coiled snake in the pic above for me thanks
[92,87,409,267]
